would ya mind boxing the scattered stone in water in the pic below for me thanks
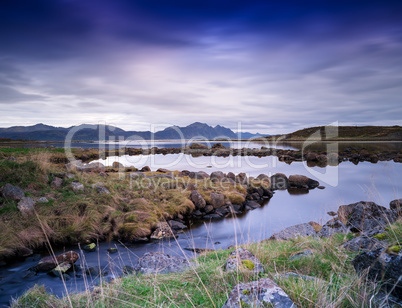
[107,248,118,254]
[184,247,214,254]
[51,262,72,278]
[123,265,135,275]
[317,186,326,189]
[83,243,96,252]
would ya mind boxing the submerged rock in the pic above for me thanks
[134,252,194,275]
[222,278,296,308]
[83,243,96,252]
[150,222,176,240]
[288,175,319,189]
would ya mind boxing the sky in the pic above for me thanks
[0,0,402,134]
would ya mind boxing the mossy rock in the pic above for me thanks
[83,243,96,252]
[372,233,387,241]
[387,245,401,254]
[241,259,255,270]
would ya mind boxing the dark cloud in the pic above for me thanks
[0,0,401,133]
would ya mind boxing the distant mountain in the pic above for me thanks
[0,122,264,141]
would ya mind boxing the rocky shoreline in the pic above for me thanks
[62,142,402,165]
[11,198,402,307]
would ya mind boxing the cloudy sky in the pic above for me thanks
[1,0,402,134]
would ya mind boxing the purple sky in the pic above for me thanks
[1,0,402,134]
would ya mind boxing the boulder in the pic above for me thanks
[327,152,339,165]
[256,173,270,182]
[270,223,317,240]
[83,162,105,172]
[36,251,79,272]
[112,161,124,169]
[51,262,72,278]
[37,197,49,203]
[17,197,35,217]
[343,235,384,252]
[288,175,319,189]
[270,173,288,190]
[2,183,24,201]
[92,183,110,194]
[235,173,248,184]
[210,193,225,208]
[134,252,194,275]
[50,177,63,189]
[65,160,83,172]
[189,143,208,150]
[226,172,236,181]
[129,172,145,180]
[210,171,225,182]
[306,152,318,161]
[244,201,260,210]
[140,166,151,172]
[150,222,176,240]
[156,168,170,173]
[352,247,402,299]
[222,278,296,308]
[189,171,209,179]
[318,219,349,238]
[225,247,263,274]
[168,220,187,230]
[190,190,206,209]
[337,201,397,233]
[71,181,84,192]
[390,199,402,216]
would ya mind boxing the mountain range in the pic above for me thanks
[0,122,265,141]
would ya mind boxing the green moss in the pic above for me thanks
[372,233,387,240]
[242,289,250,295]
[387,245,401,254]
[241,259,255,270]
[240,300,250,308]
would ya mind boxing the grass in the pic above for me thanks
[11,228,398,308]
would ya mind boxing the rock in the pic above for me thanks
[317,186,325,189]
[122,265,135,275]
[83,243,96,252]
[168,220,187,230]
[327,152,339,165]
[225,247,263,274]
[256,174,270,182]
[306,152,318,161]
[129,172,145,180]
[135,252,194,275]
[227,172,236,181]
[210,193,225,208]
[289,249,313,261]
[203,214,222,220]
[36,251,79,272]
[222,278,296,308]
[65,173,75,179]
[71,181,84,192]
[245,201,260,210]
[37,197,49,203]
[270,223,317,240]
[189,171,209,179]
[352,247,402,299]
[204,205,214,214]
[112,161,124,169]
[65,160,83,172]
[235,173,248,185]
[51,262,72,278]
[390,199,402,216]
[92,183,110,194]
[210,171,225,181]
[156,168,170,173]
[327,211,337,216]
[150,222,176,240]
[318,219,349,238]
[1,183,24,201]
[372,291,402,307]
[189,143,208,150]
[17,197,35,217]
[308,221,322,232]
[288,175,319,189]
[270,173,288,190]
[140,166,151,172]
[338,201,397,233]
[343,235,384,252]
[107,248,118,254]
[190,190,206,209]
[85,267,106,276]
[83,162,105,172]
[50,177,63,189]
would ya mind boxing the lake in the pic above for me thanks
[0,151,400,306]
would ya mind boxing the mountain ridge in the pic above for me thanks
[0,122,264,141]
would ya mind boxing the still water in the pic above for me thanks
[0,154,400,306]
